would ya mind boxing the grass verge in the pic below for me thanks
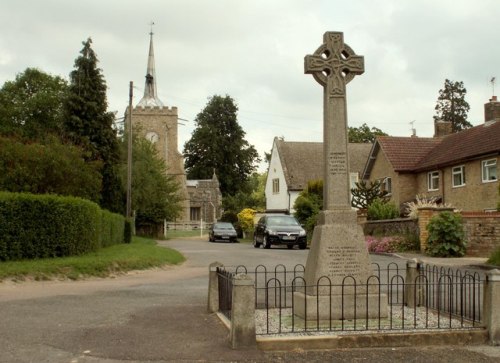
[0,236,185,282]
[166,229,207,239]
[487,247,500,266]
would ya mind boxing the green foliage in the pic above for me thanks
[0,192,124,261]
[125,137,182,231]
[367,198,400,220]
[0,68,68,140]
[183,95,261,196]
[0,136,102,201]
[293,180,323,235]
[348,123,388,143]
[434,79,472,132]
[426,211,467,257]
[222,172,266,216]
[487,246,500,266]
[351,180,389,209]
[63,38,124,213]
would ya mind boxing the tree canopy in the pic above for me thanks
[0,68,68,140]
[125,136,182,232]
[183,95,260,196]
[63,38,124,213]
[348,123,387,143]
[434,79,472,132]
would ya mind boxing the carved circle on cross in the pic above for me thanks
[309,42,359,87]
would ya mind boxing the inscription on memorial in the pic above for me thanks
[326,245,363,277]
[328,152,347,175]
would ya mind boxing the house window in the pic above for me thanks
[190,207,201,221]
[381,177,392,195]
[482,159,497,182]
[428,171,440,191]
[349,173,359,203]
[452,165,465,187]
[272,178,280,194]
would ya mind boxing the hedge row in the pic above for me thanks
[0,192,125,261]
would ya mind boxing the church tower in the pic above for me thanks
[126,31,190,222]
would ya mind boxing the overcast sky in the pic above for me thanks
[1,0,498,171]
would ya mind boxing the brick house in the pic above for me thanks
[362,97,500,212]
[265,137,371,213]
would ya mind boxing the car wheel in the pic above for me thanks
[299,243,307,250]
[263,236,271,249]
[253,235,261,248]
[287,244,294,249]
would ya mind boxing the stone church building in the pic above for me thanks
[125,33,221,226]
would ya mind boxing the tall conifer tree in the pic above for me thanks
[63,38,124,213]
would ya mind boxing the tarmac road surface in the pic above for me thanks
[0,238,498,363]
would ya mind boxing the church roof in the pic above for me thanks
[137,31,164,108]
[274,138,372,191]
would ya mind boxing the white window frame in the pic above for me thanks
[272,178,280,194]
[452,165,465,187]
[427,171,440,191]
[482,159,497,183]
[381,177,392,195]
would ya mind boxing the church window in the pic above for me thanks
[272,178,280,194]
[190,207,201,221]
[428,171,439,191]
[482,159,497,182]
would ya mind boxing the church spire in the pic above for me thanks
[137,24,164,108]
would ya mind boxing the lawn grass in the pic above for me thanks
[0,236,185,281]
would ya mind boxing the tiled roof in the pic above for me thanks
[415,120,500,171]
[373,120,500,173]
[376,136,441,171]
[275,139,372,190]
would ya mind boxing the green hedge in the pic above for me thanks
[0,192,125,261]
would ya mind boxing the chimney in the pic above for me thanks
[434,119,453,137]
[484,96,500,122]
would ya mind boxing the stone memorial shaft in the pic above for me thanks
[295,32,387,319]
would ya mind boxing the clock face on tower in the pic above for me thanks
[145,131,159,144]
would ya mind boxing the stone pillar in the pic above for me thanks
[405,259,421,308]
[229,274,256,349]
[207,261,224,313]
[483,269,500,345]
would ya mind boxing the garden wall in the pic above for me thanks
[362,218,418,237]
[461,211,500,257]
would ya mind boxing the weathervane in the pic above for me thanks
[491,77,496,96]
[150,21,155,36]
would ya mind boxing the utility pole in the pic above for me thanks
[126,81,133,219]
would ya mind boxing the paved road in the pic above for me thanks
[0,238,498,363]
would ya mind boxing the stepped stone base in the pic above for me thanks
[293,291,388,320]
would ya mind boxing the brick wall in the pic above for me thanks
[416,208,500,257]
[462,211,500,257]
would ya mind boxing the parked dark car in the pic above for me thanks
[209,222,238,243]
[253,215,307,249]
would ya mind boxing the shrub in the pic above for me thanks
[0,192,124,261]
[404,194,455,219]
[425,211,466,257]
[367,198,399,220]
[237,208,256,233]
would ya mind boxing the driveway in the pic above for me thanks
[0,238,498,363]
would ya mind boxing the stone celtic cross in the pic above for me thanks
[305,32,364,210]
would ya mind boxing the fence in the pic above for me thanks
[215,262,485,336]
